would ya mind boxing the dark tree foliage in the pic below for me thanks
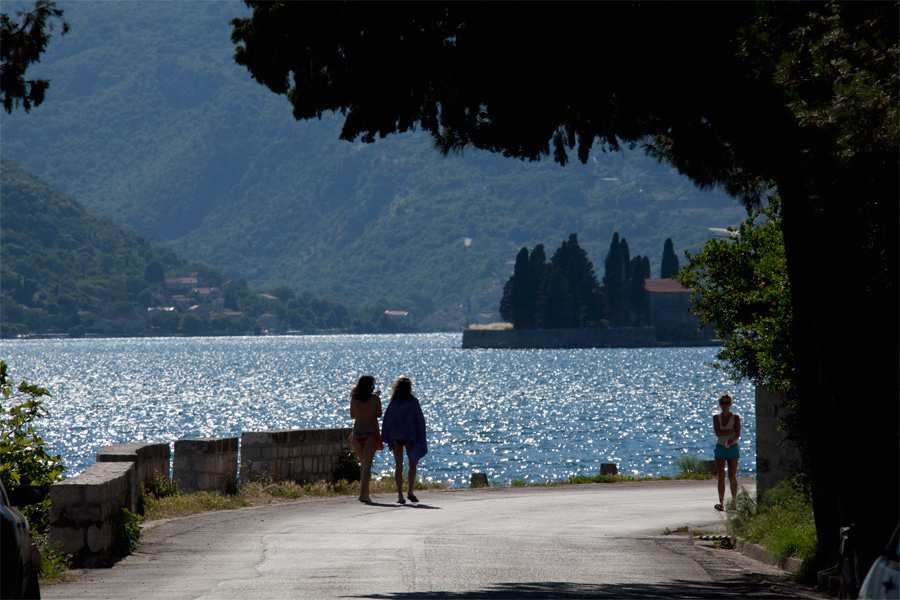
[629,257,647,325]
[602,233,626,326]
[660,238,679,279]
[545,234,603,328]
[143,260,165,284]
[501,236,602,330]
[499,247,536,329]
[232,1,899,577]
[0,0,68,114]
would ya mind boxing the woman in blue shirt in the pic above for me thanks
[381,377,427,504]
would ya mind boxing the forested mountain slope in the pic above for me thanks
[0,1,745,318]
[0,159,402,337]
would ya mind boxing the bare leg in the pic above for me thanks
[715,457,727,508]
[727,458,739,499]
[358,438,377,502]
[408,461,417,496]
[392,442,405,502]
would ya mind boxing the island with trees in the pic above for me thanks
[462,233,714,348]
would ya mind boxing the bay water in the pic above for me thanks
[0,333,754,487]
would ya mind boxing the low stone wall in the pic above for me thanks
[49,461,135,568]
[241,428,352,484]
[461,327,658,349]
[49,428,352,568]
[96,442,170,513]
[173,437,238,494]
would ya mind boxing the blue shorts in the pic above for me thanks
[714,444,740,460]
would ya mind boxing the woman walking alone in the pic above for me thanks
[381,377,427,504]
[713,393,740,511]
[349,374,382,504]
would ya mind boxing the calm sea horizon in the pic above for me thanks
[0,333,755,487]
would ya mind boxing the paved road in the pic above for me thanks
[45,479,826,599]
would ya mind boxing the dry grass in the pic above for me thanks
[467,322,513,331]
[142,477,450,522]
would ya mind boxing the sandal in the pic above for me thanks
[397,497,406,504]
[407,493,419,503]
[714,503,724,512]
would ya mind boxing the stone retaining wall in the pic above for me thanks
[96,442,170,512]
[48,429,353,568]
[461,327,658,349]
[240,428,352,484]
[173,437,238,494]
[49,461,135,568]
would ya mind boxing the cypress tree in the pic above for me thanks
[500,247,529,327]
[660,238,680,279]
[619,237,631,270]
[562,234,603,327]
[500,245,546,328]
[603,232,625,326]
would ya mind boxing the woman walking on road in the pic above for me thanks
[381,377,427,504]
[713,393,740,511]
[350,374,382,504]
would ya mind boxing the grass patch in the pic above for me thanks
[674,454,714,480]
[662,526,690,535]
[727,478,817,577]
[33,532,75,585]
[143,490,251,521]
[566,473,638,484]
[141,476,450,522]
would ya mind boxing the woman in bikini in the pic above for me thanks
[713,393,740,511]
[350,374,382,503]
[381,377,427,504]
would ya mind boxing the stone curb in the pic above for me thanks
[735,538,803,574]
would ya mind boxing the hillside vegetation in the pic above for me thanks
[0,1,745,324]
[0,159,411,337]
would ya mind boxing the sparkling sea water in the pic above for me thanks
[0,333,754,487]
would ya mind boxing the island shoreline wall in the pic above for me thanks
[461,327,720,349]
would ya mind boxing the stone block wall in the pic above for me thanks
[96,442,170,512]
[173,437,238,494]
[49,461,135,568]
[461,327,658,349]
[755,385,803,498]
[48,428,352,568]
[241,428,352,484]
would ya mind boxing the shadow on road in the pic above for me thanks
[350,577,809,599]
[362,502,441,509]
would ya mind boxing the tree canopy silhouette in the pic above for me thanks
[0,0,68,114]
[232,1,898,582]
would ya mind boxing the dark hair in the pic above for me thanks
[390,376,413,401]
[351,375,375,402]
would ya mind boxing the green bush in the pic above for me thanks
[114,508,143,556]
[31,532,72,580]
[727,479,817,572]
[0,360,67,533]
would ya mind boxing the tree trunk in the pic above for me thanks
[779,176,899,587]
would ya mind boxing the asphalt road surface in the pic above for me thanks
[44,479,827,599]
